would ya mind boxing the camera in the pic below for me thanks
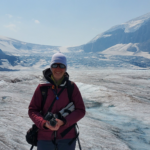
[44,112,57,127]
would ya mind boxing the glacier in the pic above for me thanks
[0,69,150,150]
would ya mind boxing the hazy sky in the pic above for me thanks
[0,0,150,46]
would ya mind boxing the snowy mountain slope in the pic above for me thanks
[82,17,150,53]
[1,12,150,70]
[68,12,150,56]
[101,43,150,59]
[0,36,60,56]
[90,12,150,43]
[0,36,61,71]
[73,12,150,69]
[0,49,20,71]
[1,35,150,70]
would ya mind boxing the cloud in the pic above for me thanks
[4,24,17,31]
[17,16,22,19]
[6,14,13,18]
[34,20,40,24]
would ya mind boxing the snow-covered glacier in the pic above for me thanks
[0,69,150,150]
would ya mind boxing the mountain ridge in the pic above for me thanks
[89,12,150,43]
[1,12,150,70]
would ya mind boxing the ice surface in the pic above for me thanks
[0,69,150,150]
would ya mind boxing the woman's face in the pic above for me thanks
[51,63,66,81]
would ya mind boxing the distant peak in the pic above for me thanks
[107,12,150,33]
[89,12,150,43]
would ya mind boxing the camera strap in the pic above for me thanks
[46,86,66,149]
[48,85,66,112]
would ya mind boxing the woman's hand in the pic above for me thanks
[44,119,64,131]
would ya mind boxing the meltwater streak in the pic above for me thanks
[86,105,150,150]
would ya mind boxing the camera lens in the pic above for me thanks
[44,112,53,120]
[50,118,57,127]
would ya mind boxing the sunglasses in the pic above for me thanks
[51,63,66,69]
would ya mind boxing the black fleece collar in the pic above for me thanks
[42,68,69,87]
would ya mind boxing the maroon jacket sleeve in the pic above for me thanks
[64,82,86,127]
[28,84,47,129]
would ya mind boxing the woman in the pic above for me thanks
[28,52,85,150]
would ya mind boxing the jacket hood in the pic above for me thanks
[42,68,69,86]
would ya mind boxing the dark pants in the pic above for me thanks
[37,139,76,150]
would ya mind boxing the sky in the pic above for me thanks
[0,0,150,47]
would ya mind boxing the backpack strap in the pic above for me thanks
[64,80,82,150]
[40,86,50,112]
[67,80,74,102]
[60,81,75,138]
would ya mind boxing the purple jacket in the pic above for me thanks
[28,68,85,140]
